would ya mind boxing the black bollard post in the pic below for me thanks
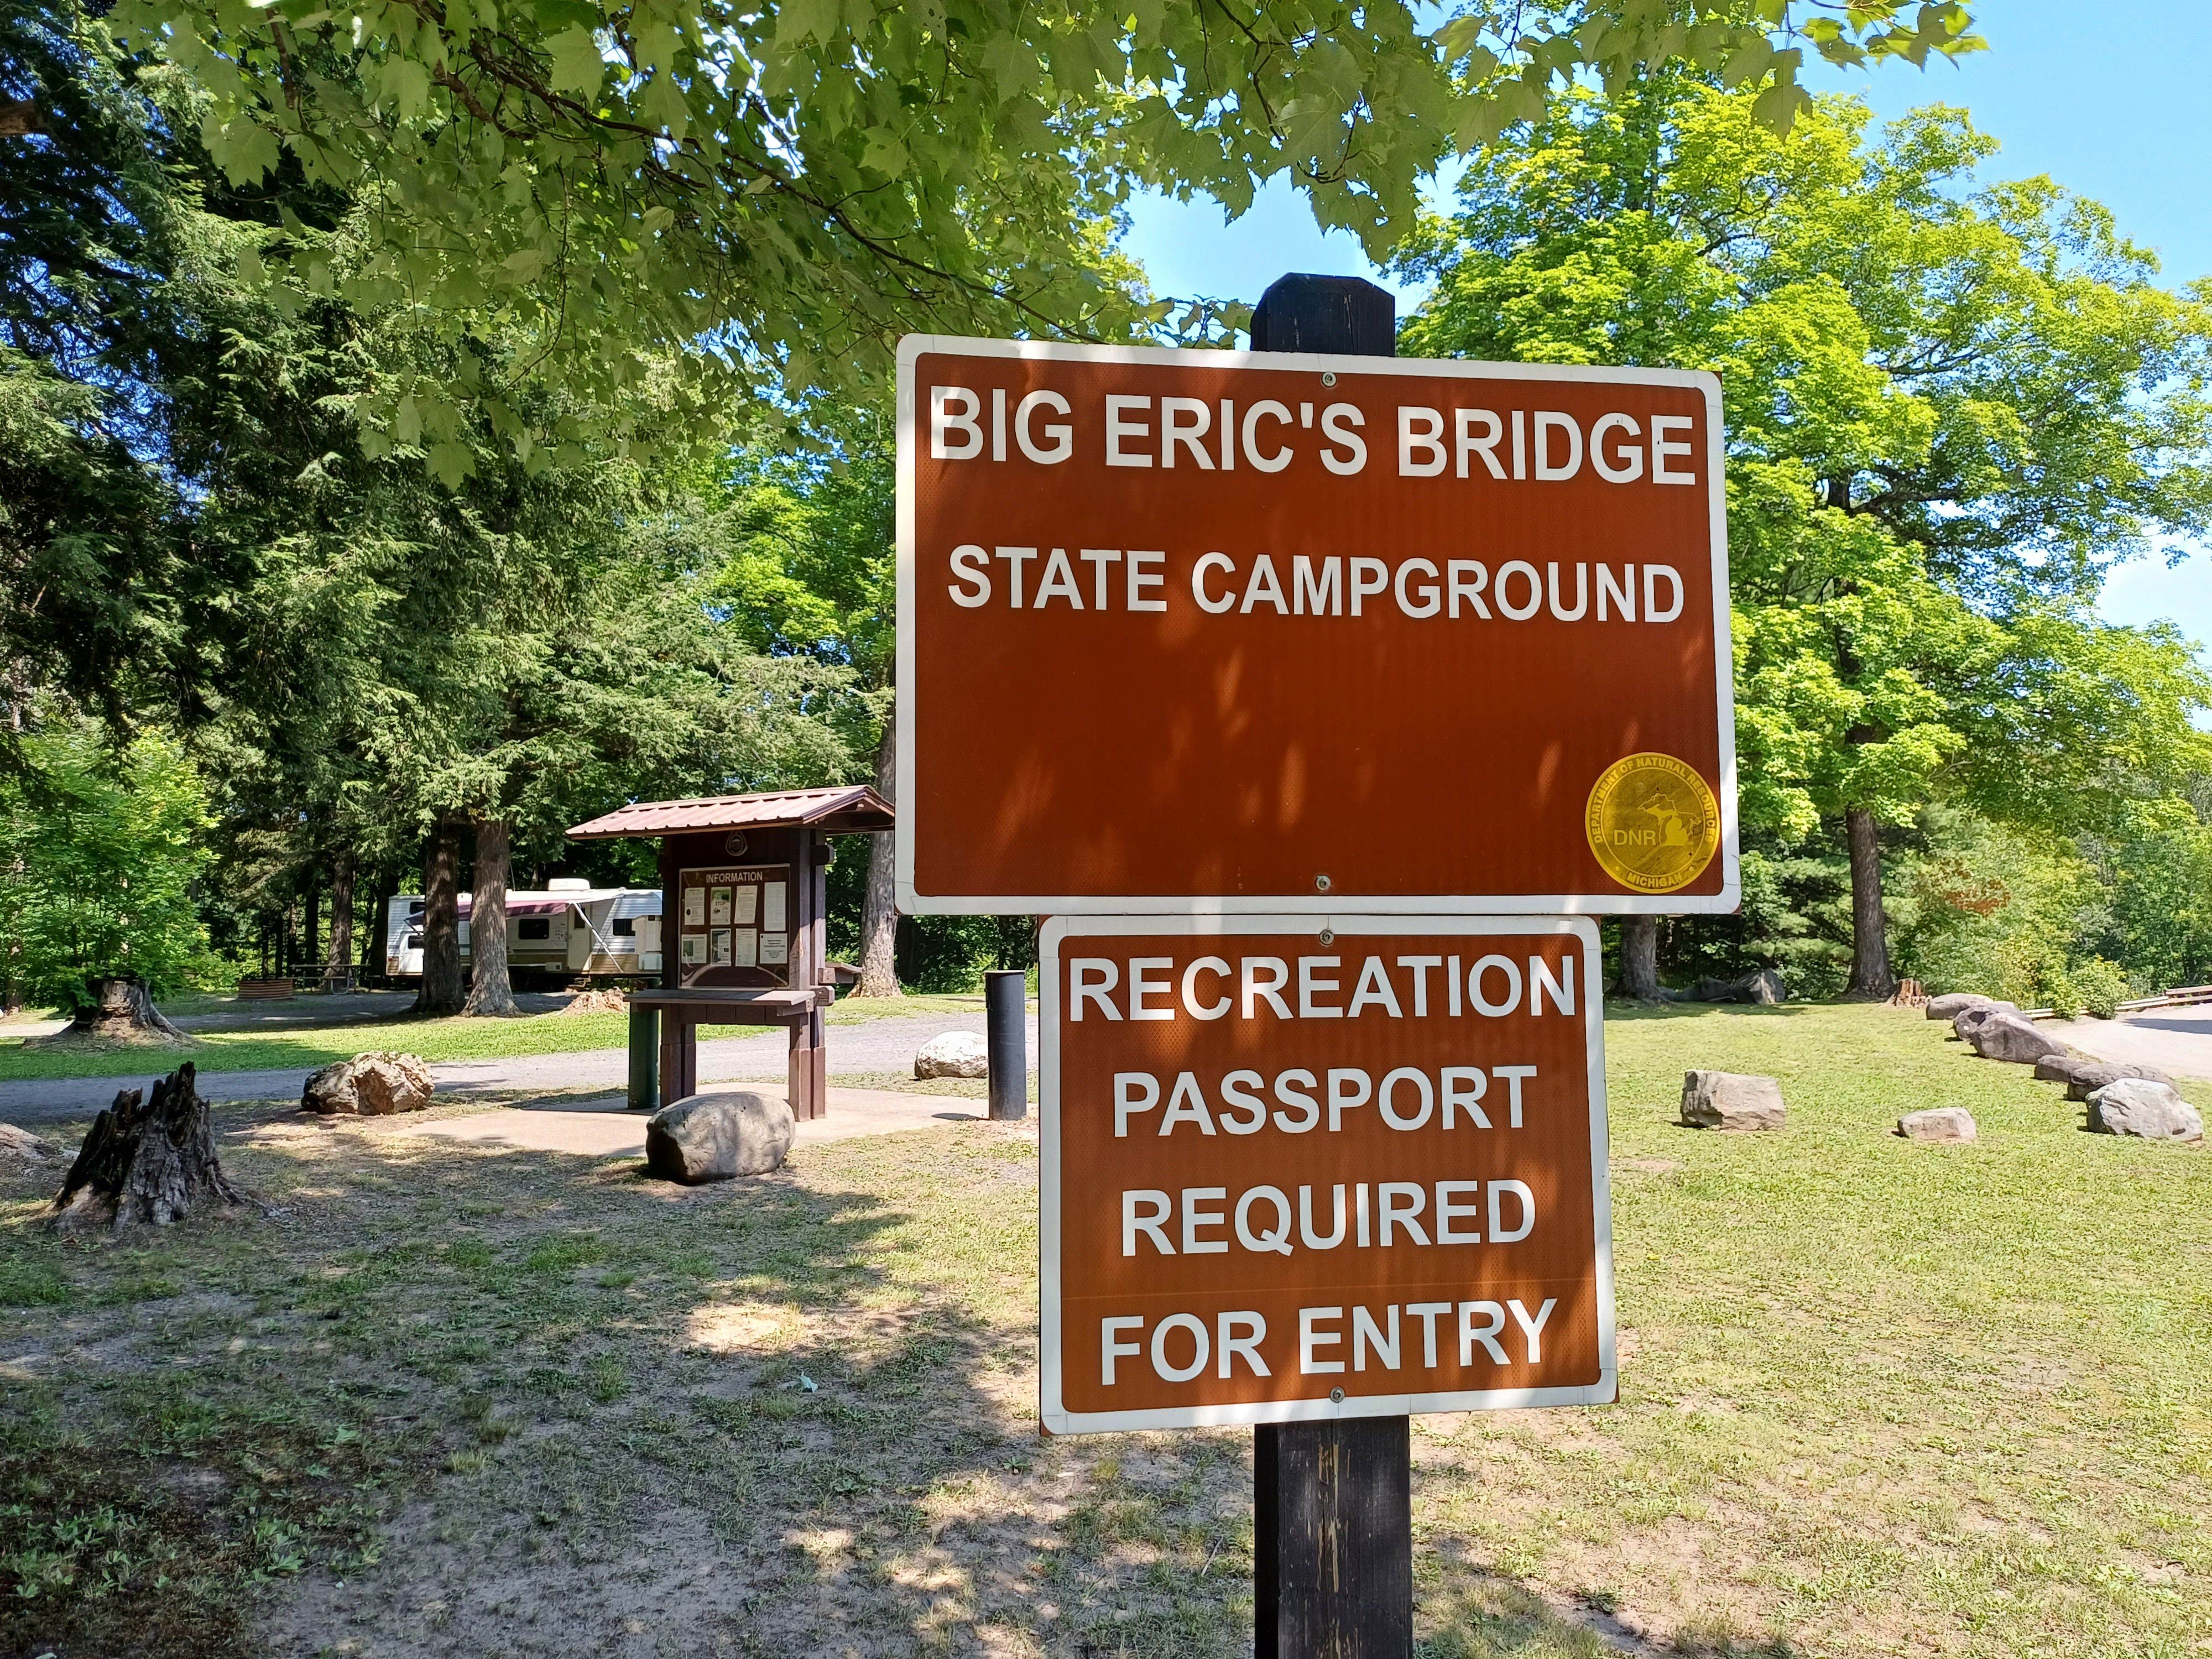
[1249,270,1412,1659]
[984,968,1027,1121]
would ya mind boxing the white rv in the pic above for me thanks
[384,879,662,987]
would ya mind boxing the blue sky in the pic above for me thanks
[1115,0,2211,653]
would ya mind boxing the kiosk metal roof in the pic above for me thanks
[566,785,894,841]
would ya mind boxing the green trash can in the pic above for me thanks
[627,1003,659,1112]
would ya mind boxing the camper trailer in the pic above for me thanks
[384,879,662,987]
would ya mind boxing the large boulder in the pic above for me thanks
[1951,1004,2018,1041]
[1927,992,2006,1022]
[1896,1108,1976,1144]
[301,1051,434,1115]
[1965,1013,2066,1065]
[1679,1071,1786,1131]
[2086,1079,2203,1143]
[1688,969,1785,1006]
[915,1031,990,1079]
[645,1091,795,1183]
[2037,1057,2177,1100]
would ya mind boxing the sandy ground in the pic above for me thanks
[0,1010,1039,1126]
[2049,1002,2212,1081]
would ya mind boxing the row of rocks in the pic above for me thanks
[1933,991,2201,1143]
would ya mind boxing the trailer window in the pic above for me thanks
[404,933,424,951]
[613,916,636,936]
[517,919,551,941]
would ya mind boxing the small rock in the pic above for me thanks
[645,1091,795,1183]
[300,1051,434,1115]
[0,1123,51,1164]
[1966,1013,2066,1065]
[915,1031,990,1080]
[1679,1071,1786,1131]
[1896,1108,1976,1143]
[1927,992,2007,1021]
[2086,1079,2203,1143]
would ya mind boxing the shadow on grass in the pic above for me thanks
[1600,1000,1814,1024]
[5,1108,1243,1656]
[5,1102,1827,1659]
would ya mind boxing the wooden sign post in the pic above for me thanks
[1037,915,1614,1650]
[1250,276,1411,1658]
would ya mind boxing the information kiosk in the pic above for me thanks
[565,785,895,1119]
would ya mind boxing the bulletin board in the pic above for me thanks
[675,865,792,988]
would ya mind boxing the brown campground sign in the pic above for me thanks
[896,336,1738,916]
[1039,916,1614,1433]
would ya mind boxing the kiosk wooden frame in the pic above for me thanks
[566,786,895,1119]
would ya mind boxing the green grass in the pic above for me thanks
[0,1003,2204,1659]
[0,992,998,1082]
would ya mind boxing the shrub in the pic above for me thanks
[2070,957,2130,1021]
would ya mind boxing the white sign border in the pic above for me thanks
[1037,913,1617,1436]
[895,333,1740,917]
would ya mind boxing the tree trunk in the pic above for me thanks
[50,1063,252,1233]
[1618,916,1662,1000]
[463,817,518,1016]
[1844,806,1896,1000]
[304,874,320,972]
[855,707,900,998]
[326,849,355,983]
[362,867,391,976]
[35,975,190,1046]
[414,824,465,1015]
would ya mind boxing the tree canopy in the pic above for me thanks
[80,0,1982,478]
[1400,77,2212,993]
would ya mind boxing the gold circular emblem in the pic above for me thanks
[1584,754,1721,894]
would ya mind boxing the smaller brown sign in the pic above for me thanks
[675,865,791,988]
[1040,915,1615,1434]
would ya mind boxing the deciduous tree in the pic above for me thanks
[1400,80,2212,993]
[0,716,212,1038]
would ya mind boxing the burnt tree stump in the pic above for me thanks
[50,1063,253,1233]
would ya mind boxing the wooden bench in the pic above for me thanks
[236,978,296,1001]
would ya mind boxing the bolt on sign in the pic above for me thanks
[1039,915,1615,1433]
[895,337,1738,916]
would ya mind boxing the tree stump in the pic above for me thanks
[31,975,191,1047]
[50,1063,253,1233]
